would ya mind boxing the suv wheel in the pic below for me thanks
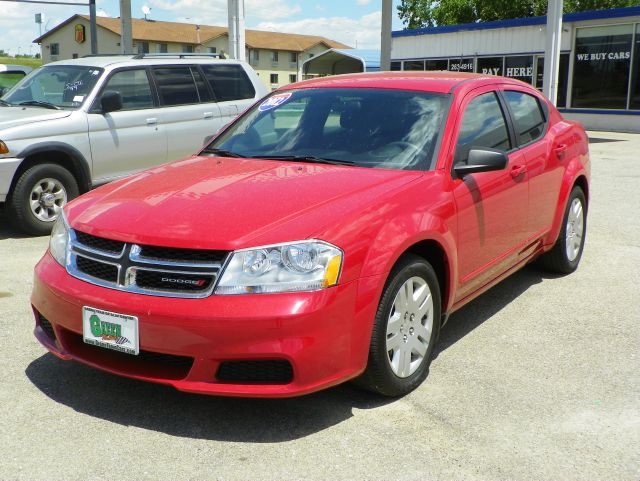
[9,164,79,236]
[355,254,441,396]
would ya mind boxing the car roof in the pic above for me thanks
[284,71,523,94]
[43,55,249,69]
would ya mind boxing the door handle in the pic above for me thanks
[146,118,158,125]
[554,144,568,159]
[510,164,527,178]
[203,112,213,119]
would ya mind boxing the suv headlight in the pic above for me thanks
[49,212,69,266]
[215,240,343,294]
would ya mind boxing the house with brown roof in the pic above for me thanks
[34,14,350,89]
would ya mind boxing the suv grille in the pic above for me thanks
[67,231,229,298]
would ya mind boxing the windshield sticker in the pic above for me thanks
[73,95,84,103]
[258,92,292,112]
[90,70,100,76]
[64,80,83,92]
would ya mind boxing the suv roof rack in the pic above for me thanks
[82,54,137,58]
[132,53,226,60]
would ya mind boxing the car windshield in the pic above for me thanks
[1,65,103,109]
[207,88,449,171]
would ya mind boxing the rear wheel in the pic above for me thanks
[8,163,79,236]
[355,254,441,396]
[539,185,587,274]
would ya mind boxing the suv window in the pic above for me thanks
[201,64,256,102]
[153,67,200,106]
[101,69,153,110]
[456,92,511,164]
[504,91,546,145]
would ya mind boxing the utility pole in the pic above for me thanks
[227,0,246,61]
[543,0,563,105]
[89,0,97,54]
[380,0,392,71]
[120,0,133,54]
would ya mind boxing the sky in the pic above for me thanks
[0,0,405,56]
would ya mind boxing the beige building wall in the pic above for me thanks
[40,18,121,63]
[39,21,336,90]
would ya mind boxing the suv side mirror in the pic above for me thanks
[101,91,123,114]
[453,148,508,178]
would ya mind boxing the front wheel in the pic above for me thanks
[355,254,441,396]
[539,185,587,274]
[8,163,79,236]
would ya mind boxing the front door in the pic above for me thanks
[88,68,167,182]
[451,89,529,301]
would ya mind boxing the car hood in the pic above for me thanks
[0,106,72,130]
[67,156,422,250]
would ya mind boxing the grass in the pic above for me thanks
[0,56,42,68]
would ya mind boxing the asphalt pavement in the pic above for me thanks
[0,131,638,481]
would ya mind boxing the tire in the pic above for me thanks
[355,254,441,397]
[539,185,587,274]
[8,163,79,236]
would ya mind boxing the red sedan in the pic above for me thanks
[31,72,590,397]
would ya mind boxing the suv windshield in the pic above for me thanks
[1,65,103,109]
[207,88,449,171]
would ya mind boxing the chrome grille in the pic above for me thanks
[67,231,229,298]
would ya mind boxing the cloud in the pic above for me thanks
[356,0,372,5]
[149,0,301,23]
[256,11,382,49]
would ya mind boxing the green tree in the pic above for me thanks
[398,0,638,28]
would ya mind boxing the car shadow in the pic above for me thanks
[434,264,559,357]
[0,212,37,240]
[24,265,558,443]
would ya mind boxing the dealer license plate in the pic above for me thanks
[82,306,139,355]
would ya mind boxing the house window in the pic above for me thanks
[270,73,279,85]
[252,50,260,62]
[182,44,194,53]
[404,60,425,71]
[290,52,297,63]
[289,74,297,83]
[50,43,59,55]
[158,43,168,53]
[138,42,150,54]
[208,47,217,54]
[271,51,279,62]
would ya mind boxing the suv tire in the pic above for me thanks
[9,163,79,236]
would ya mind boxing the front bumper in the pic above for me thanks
[0,156,22,202]
[31,252,383,397]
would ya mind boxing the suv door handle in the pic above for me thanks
[510,164,527,178]
[203,112,213,119]
[554,144,568,159]
[146,118,158,125]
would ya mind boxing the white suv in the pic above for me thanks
[0,54,267,235]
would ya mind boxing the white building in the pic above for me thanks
[391,6,640,132]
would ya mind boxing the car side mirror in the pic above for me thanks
[453,148,508,178]
[101,91,123,114]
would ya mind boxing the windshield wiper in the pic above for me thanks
[0,99,12,106]
[18,100,61,110]
[251,155,355,166]
[201,148,245,158]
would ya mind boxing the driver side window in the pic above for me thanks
[456,92,511,164]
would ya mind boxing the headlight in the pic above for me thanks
[49,212,69,266]
[215,240,343,294]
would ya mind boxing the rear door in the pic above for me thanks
[200,64,258,125]
[501,89,566,239]
[151,65,222,161]
[451,87,530,301]
[87,67,168,182]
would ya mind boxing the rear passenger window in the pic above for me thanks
[101,69,153,110]
[201,65,256,102]
[153,67,199,106]
[191,68,212,102]
[456,92,511,164]
[504,91,546,145]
